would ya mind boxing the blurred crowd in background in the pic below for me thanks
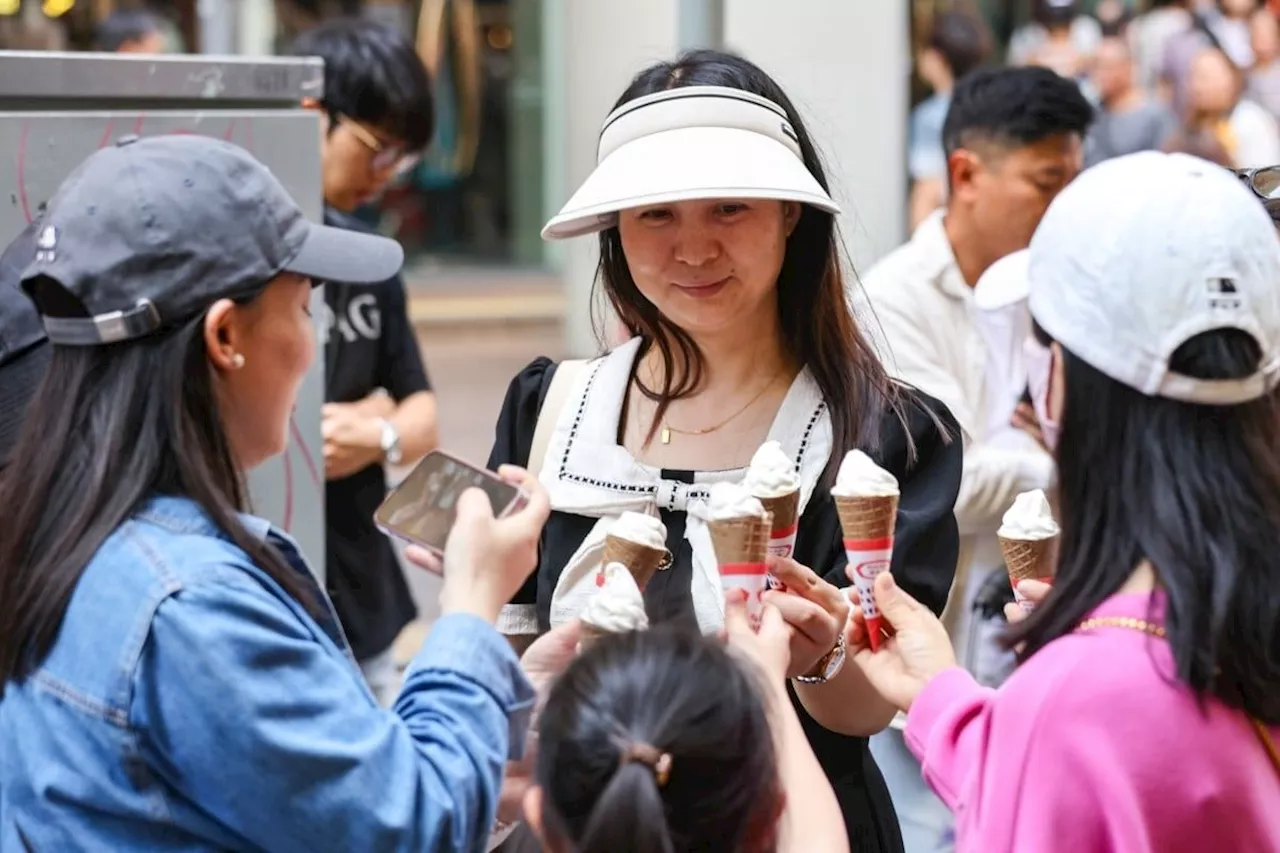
[6,0,1280,260]
[909,0,1280,226]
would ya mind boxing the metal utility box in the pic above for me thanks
[0,51,329,581]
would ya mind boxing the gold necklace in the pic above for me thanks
[1076,616,1166,637]
[656,366,783,445]
[1075,616,1280,772]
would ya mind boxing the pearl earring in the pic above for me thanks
[231,353,246,369]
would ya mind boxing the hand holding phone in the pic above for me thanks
[377,452,549,624]
[437,465,550,624]
[376,450,529,558]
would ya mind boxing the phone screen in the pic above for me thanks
[374,450,524,554]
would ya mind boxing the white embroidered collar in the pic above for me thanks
[524,337,833,634]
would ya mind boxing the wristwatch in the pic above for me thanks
[793,633,847,684]
[378,418,403,465]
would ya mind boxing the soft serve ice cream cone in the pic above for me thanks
[706,481,772,626]
[830,450,899,651]
[603,511,669,590]
[743,441,801,589]
[998,489,1059,612]
[578,562,649,652]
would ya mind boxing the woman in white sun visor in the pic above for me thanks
[488,50,964,852]
[855,151,1280,851]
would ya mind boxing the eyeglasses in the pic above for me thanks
[334,113,420,176]
[1232,166,1280,223]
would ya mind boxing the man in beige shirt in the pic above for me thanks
[861,65,1092,853]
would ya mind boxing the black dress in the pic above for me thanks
[488,356,962,853]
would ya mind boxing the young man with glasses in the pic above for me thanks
[290,19,439,705]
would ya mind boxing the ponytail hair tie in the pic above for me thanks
[619,740,673,788]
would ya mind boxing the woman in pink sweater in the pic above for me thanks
[852,150,1280,852]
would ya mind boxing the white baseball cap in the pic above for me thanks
[542,85,841,240]
[1019,151,1280,405]
[974,250,1031,312]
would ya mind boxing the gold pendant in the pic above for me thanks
[660,425,671,445]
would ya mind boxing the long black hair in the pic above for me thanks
[535,628,783,853]
[0,289,318,693]
[595,49,909,478]
[1007,325,1280,723]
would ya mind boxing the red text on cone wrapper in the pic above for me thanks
[845,535,894,651]
[720,562,768,626]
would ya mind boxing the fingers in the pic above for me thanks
[1004,601,1027,624]
[762,589,839,646]
[453,487,497,527]
[766,557,821,596]
[757,600,787,641]
[767,557,846,614]
[404,544,443,574]
[538,618,583,656]
[502,469,551,531]
[1016,578,1052,604]
[497,464,536,489]
[723,588,752,638]
[846,602,869,650]
[872,571,924,632]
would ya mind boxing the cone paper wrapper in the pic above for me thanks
[836,494,899,651]
[755,490,800,589]
[709,511,773,625]
[1000,534,1058,612]
[602,535,668,591]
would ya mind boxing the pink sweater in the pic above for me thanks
[906,593,1280,852]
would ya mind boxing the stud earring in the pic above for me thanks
[231,353,246,369]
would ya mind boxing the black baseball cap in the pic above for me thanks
[21,133,404,346]
[0,220,51,466]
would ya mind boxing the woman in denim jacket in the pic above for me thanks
[0,133,549,852]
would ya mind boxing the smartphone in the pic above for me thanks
[374,450,527,558]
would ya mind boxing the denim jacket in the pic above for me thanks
[0,495,534,852]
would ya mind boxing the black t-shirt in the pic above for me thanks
[322,206,431,661]
[487,357,963,853]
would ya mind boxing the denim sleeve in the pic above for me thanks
[131,577,533,853]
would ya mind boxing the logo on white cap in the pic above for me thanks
[35,226,57,263]
[1207,277,1242,311]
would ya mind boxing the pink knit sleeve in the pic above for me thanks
[904,666,995,809]
[904,662,1115,851]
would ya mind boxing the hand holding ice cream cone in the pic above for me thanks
[832,449,900,651]
[849,572,956,713]
[998,489,1059,613]
[1003,578,1053,624]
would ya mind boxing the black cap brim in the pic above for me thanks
[285,221,405,286]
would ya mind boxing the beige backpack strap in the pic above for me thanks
[527,359,587,479]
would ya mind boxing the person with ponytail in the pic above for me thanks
[523,593,849,853]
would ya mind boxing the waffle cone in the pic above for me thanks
[603,536,667,590]
[756,490,799,534]
[708,512,773,566]
[835,494,899,541]
[999,534,1058,582]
